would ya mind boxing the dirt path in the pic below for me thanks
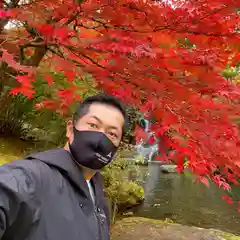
[111,217,240,240]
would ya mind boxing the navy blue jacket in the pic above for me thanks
[0,148,110,240]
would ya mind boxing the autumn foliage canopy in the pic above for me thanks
[0,0,240,207]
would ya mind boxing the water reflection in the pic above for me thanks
[133,164,240,235]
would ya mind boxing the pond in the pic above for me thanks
[132,163,240,235]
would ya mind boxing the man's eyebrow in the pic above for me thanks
[108,126,118,130]
[90,116,102,123]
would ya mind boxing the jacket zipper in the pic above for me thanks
[94,206,101,240]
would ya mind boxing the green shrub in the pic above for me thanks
[102,151,144,224]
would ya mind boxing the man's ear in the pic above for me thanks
[66,119,74,140]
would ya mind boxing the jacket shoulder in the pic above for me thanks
[0,158,47,199]
[0,158,49,238]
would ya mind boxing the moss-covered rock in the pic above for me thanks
[111,217,240,240]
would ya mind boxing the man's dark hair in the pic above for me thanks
[73,94,128,133]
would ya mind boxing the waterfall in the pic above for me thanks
[135,119,159,163]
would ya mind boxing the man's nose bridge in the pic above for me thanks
[98,127,106,135]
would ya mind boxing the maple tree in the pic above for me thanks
[0,0,240,209]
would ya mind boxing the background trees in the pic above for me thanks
[0,0,239,207]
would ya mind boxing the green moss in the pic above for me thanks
[0,137,29,165]
[0,137,26,156]
[222,233,240,240]
[115,217,176,226]
[0,153,20,165]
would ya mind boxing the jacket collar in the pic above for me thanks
[26,148,103,200]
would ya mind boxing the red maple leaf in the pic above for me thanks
[199,176,210,187]
[44,75,54,85]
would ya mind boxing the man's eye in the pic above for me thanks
[108,132,118,139]
[88,123,98,129]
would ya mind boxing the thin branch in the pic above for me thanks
[80,52,106,69]
[47,46,65,59]
[64,11,82,26]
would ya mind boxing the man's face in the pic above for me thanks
[66,103,125,147]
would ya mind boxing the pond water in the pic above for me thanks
[132,163,240,235]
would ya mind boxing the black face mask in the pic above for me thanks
[69,127,118,170]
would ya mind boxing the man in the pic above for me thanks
[0,94,126,240]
